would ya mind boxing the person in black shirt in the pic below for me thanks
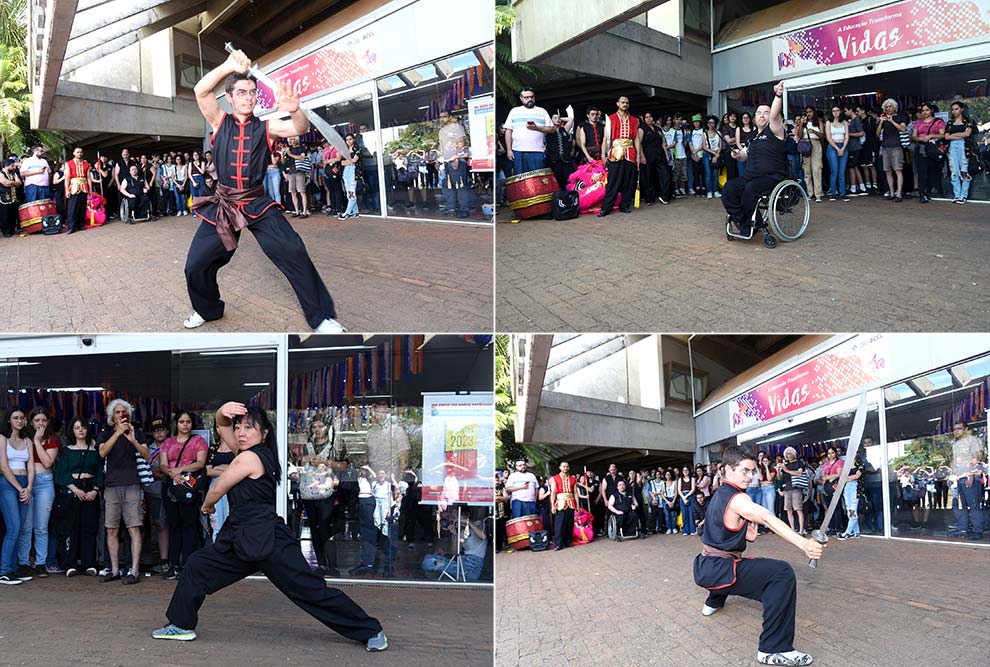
[153,403,387,651]
[606,479,639,540]
[545,113,575,190]
[0,157,21,237]
[120,164,152,222]
[639,112,671,205]
[722,80,789,236]
[576,107,604,164]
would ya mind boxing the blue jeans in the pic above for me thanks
[343,165,358,216]
[174,187,188,214]
[1,475,29,575]
[948,140,971,199]
[842,480,860,535]
[662,503,677,531]
[18,471,55,566]
[511,151,547,175]
[265,169,282,205]
[189,175,202,216]
[679,496,695,534]
[760,485,776,514]
[24,184,49,203]
[866,485,884,533]
[746,487,761,504]
[737,160,746,177]
[687,157,696,191]
[422,553,484,580]
[958,479,985,537]
[443,160,472,214]
[826,144,849,196]
[510,499,537,518]
[788,154,805,189]
[702,152,719,193]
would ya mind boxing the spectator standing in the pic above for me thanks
[678,465,697,536]
[825,105,851,201]
[18,408,61,576]
[802,107,825,203]
[910,102,946,204]
[877,99,908,201]
[0,409,34,584]
[505,459,539,518]
[159,411,208,579]
[0,157,22,237]
[19,145,51,203]
[502,87,554,175]
[56,417,103,577]
[945,101,975,204]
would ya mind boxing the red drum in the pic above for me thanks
[18,199,56,235]
[506,514,543,550]
[505,169,556,219]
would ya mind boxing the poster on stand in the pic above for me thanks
[421,392,494,505]
[468,95,495,171]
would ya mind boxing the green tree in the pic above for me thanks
[0,0,26,54]
[0,45,29,158]
[495,0,542,105]
[383,120,441,155]
[891,435,951,470]
[494,333,554,472]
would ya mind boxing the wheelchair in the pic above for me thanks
[606,511,641,541]
[725,179,810,249]
[119,195,151,224]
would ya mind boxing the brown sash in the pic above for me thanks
[192,184,265,251]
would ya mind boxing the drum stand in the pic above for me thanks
[439,505,467,582]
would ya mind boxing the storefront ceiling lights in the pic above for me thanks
[45,387,105,392]
[243,382,271,387]
[755,430,804,445]
[0,361,41,367]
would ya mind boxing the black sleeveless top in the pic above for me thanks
[210,449,235,467]
[641,124,664,161]
[226,445,278,510]
[744,125,788,182]
[700,482,749,553]
[612,490,633,513]
[580,121,604,159]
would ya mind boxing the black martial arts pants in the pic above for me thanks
[601,159,637,213]
[184,212,336,328]
[165,523,382,642]
[614,510,638,536]
[553,508,574,547]
[65,192,87,232]
[548,158,574,192]
[721,175,780,234]
[640,158,672,203]
[704,557,798,654]
[303,498,334,569]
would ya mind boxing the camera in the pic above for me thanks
[866,64,874,71]
[80,337,94,347]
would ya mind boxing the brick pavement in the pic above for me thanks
[0,576,492,666]
[495,532,987,667]
[0,214,492,332]
[496,196,990,332]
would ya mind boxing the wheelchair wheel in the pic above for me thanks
[607,514,617,541]
[119,198,131,224]
[766,180,809,242]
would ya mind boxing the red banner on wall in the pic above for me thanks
[256,29,380,110]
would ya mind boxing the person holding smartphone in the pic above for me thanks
[876,98,908,201]
[505,458,539,518]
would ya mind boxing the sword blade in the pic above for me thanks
[224,42,351,157]
[819,391,868,530]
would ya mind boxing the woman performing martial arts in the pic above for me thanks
[693,445,824,666]
[183,48,345,333]
[152,402,387,651]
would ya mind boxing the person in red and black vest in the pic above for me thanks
[598,96,643,217]
[182,48,345,333]
[549,461,578,550]
[576,107,604,165]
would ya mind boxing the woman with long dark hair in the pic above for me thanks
[20,407,62,576]
[160,410,208,579]
[0,408,34,584]
[678,465,696,536]
[945,101,975,203]
[153,403,387,650]
[56,417,103,577]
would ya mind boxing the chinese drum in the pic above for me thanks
[505,169,556,219]
[506,514,543,550]
[18,199,56,235]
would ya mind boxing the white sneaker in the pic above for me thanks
[714,191,721,198]
[314,318,347,333]
[688,188,696,195]
[183,311,207,329]
[702,604,719,616]
[758,650,813,665]
[706,192,713,199]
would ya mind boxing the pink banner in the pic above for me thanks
[730,335,889,432]
[256,30,380,110]
[773,0,990,75]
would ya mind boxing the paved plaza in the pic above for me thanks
[0,576,491,666]
[0,214,493,333]
[495,531,987,667]
[496,196,990,332]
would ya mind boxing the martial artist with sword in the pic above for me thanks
[692,390,869,665]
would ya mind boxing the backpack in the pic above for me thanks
[552,190,579,220]
[41,214,62,235]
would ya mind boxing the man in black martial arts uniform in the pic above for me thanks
[721,80,789,237]
[693,445,824,666]
[152,403,387,651]
[182,48,346,333]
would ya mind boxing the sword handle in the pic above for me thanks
[808,529,827,569]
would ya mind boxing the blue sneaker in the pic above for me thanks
[366,630,388,652]
[151,624,197,641]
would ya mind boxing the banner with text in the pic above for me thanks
[730,335,889,432]
[257,29,381,111]
[773,0,990,76]
[421,392,494,505]
[468,95,495,170]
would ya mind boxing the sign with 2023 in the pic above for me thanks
[773,0,990,76]
[730,335,890,432]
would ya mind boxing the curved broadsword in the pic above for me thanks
[224,42,351,158]
[809,390,868,568]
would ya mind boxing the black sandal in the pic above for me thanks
[100,572,121,583]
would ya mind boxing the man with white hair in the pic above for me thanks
[97,399,151,584]
[876,98,908,201]
[722,81,789,236]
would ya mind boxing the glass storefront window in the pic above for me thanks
[377,47,494,222]
[884,355,990,543]
[287,335,494,583]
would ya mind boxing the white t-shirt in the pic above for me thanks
[503,105,553,153]
[506,471,539,502]
[691,128,705,153]
[664,128,686,159]
[21,156,50,187]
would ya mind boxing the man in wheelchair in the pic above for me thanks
[120,163,152,223]
[722,80,789,237]
[606,479,641,541]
